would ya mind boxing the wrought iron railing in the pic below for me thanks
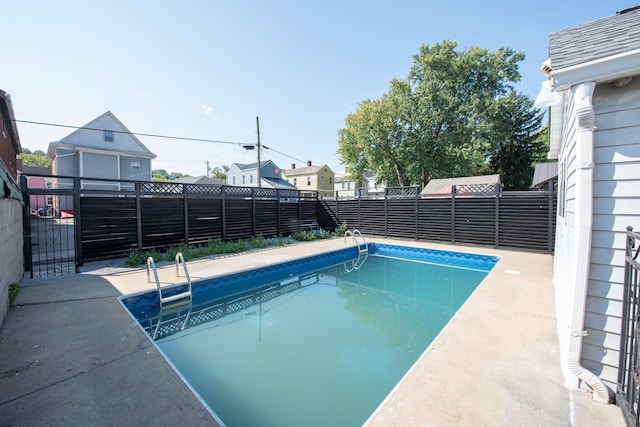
[617,226,640,426]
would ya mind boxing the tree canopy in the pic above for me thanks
[486,92,547,190]
[18,148,50,168]
[210,165,229,182]
[337,40,534,188]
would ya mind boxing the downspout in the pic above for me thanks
[566,81,610,403]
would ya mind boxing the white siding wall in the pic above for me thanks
[553,89,577,385]
[583,76,640,388]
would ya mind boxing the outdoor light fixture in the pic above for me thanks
[534,80,562,108]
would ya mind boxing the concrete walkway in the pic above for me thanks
[0,238,626,426]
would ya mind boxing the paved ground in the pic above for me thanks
[0,238,626,426]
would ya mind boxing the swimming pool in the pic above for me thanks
[121,243,499,426]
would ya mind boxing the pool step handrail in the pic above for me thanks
[345,229,368,254]
[146,253,193,306]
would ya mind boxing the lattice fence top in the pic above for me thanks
[456,183,499,194]
[386,186,419,198]
[139,182,183,194]
[186,184,222,196]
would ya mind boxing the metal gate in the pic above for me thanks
[618,226,640,426]
[20,174,78,278]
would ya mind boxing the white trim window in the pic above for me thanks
[104,130,114,142]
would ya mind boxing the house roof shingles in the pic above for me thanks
[421,174,501,194]
[549,6,640,70]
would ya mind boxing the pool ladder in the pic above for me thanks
[344,229,368,271]
[147,252,193,306]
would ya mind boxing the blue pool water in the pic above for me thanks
[121,244,498,427]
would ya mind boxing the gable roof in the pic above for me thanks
[284,164,332,176]
[421,174,501,194]
[532,162,558,187]
[261,177,297,190]
[48,111,156,159]
[173,176,223,185]
[550,6,640,71]
[231,160,279,172]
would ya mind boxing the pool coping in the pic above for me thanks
[0,237,625,426]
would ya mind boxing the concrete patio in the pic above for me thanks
[0,238,626,426]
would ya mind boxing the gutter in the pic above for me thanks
[566,81,610,403]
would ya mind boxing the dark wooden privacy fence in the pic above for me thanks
[21,175,319,271]
[319,186,557,253]
[22,176,556,278]
[80,182,318,260]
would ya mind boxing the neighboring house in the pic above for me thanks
[227,160,296,190]
[47,111,156,195]
[0,89,23,328]
[17,162,52,213]
[532,162,558,191]
[0,90,21,181]
[283,161,335,198]
[534,6,640,402]
[173,176,224,186]
[420,174,501,197]
[334,171,386,198]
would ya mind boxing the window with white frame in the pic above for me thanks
[104,130,114,142]
[321,176,325,186]
[131,161,141,171]
[307,177,311,186]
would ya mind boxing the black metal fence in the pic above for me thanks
[20,174,318,278]
[617,226,640,426]
[318,185,557,253]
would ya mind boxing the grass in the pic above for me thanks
[125,227,346,267]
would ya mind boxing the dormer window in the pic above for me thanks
[104,130,114,142]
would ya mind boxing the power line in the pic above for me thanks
[7,117,308,164]
[10,118,247,146]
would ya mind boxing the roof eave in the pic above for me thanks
[551,48,640,90]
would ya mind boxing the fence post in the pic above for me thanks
[221,185,227,241]
[494,185,500,248]
[414,185,419,241]
[358,188,361,229]
[451,185,456,244]
[276,189,281,236]
[20,175,33,277]
[183,184,189,245]
[298,191,302,232]
[251,187,256,237]
[135,182,143,249]
[384,187,388,238]
[73,177,83,269]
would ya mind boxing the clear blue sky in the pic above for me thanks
[4,1,637,177]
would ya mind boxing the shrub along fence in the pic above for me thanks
[318,186,557,253]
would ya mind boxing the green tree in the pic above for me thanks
[210,165,229,182]
[337,40,524,187]
[487,92,546,190]
[18,148,50,167]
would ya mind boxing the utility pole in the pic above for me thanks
[256,116,261,188]
[205,160,211,177]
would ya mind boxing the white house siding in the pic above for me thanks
[582,76,640,388]
[553,89,578,386]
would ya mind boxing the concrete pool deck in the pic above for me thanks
[0,238,625,426]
